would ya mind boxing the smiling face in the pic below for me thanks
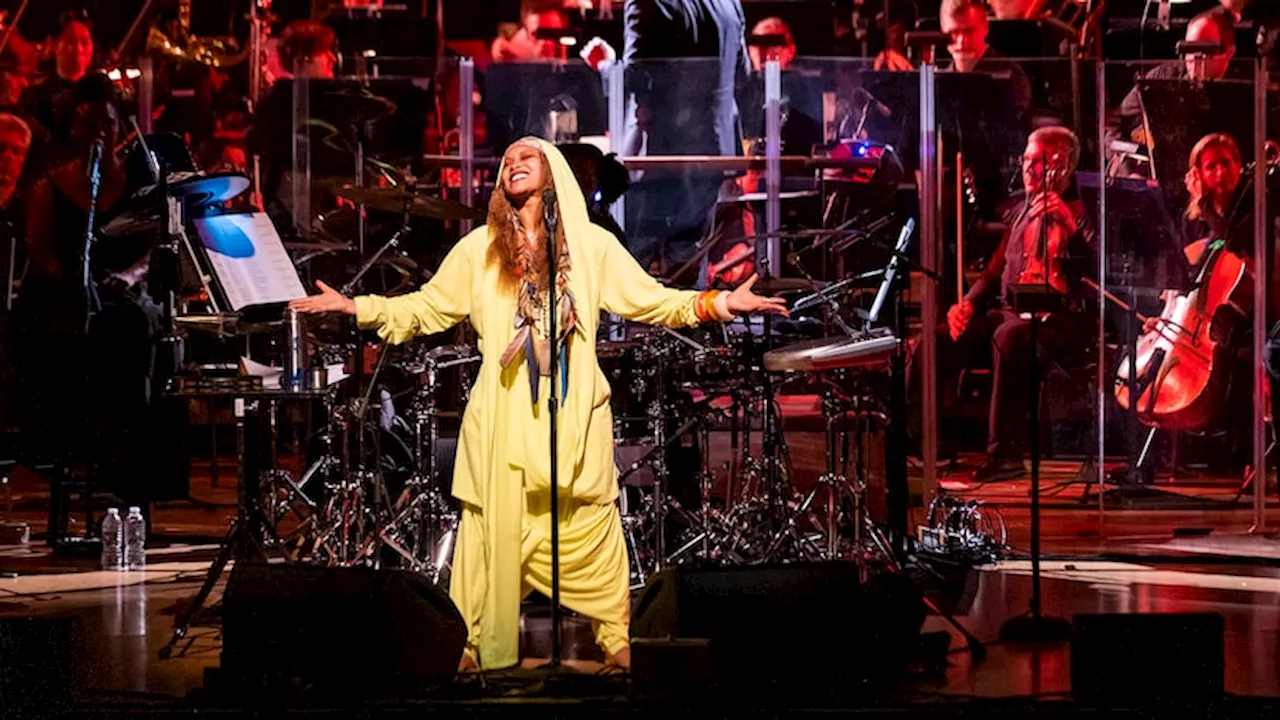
[502,143,548,203]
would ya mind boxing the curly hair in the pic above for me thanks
[485,146,565,290]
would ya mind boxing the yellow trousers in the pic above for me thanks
[450,490,631,669]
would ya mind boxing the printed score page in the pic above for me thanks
[192,213,308,311]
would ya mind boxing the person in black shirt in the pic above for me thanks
[13,74,158,509]
[1111,8,1239,152]
[0,114,31,433]
[19,13,96,176]
[909,126,1097,482]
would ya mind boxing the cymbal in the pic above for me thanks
[720,190,819,204]
[327,184,485,222]
[753,277,822,295]
[314,86,397,124]
[136,171,251,205]
[283,240,355,253]
[99,210,159,238]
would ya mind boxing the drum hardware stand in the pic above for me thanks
[363,351,463,581]
[761,377,855,563]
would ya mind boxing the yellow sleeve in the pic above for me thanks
[353,237,473,344]
[598,232,702,328]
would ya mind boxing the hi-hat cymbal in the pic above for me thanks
[327,184,485,222]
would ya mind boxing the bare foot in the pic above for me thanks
[604,646,631,670]
[458,651,479,673]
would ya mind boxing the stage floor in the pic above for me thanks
[2,453,1280,708]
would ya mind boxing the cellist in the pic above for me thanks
[1153,132,1279,469]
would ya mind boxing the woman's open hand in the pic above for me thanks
[289,280,356,315]
[726,274,790,318]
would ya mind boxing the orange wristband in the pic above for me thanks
[694,291,717,322]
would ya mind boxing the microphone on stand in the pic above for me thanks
[88,139,103,181]
[82,138,105,333]
[540,184,563,668]
[543,188,559,236]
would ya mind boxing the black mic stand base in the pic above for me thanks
[999,614,1072,644]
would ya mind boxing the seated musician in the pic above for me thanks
[0,34,37,113]
[878,0,1032,120]
[491,4,568,63]
[246,20,339,225]
[835,0,918,70]
[1111,8,1238,152]
[0,113,31,431]
[911,126,1096,482]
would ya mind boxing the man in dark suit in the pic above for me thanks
[622,0,750,275]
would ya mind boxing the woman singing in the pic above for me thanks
[290,138,788,670]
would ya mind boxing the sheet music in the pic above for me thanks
[193,213,308,311]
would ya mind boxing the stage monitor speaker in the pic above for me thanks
[0,617,72,717]
[631,564,926,701]
[222,564,466,693]
[1071,613,1224,705]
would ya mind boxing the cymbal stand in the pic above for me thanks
[312,344,395,566]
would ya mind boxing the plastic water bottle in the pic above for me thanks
[100,508,123,571]
[124,507,146,571]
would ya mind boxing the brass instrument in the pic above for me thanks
[143,0,248,69]
[1025,0,1107,54]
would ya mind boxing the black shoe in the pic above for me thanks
[969,457,1024,483]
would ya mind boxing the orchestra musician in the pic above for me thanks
[19,12,96,174]
[0,113,31,431]
[1112,8,1238,152]
[246,20,340,225]
[878,0,1032,119]
[0,34,37,113]
[289,137,788,671]
[11,73,158,513]
[910,126,1096,482]
[1176,133,1279,464]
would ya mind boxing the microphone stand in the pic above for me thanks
[542,191,563,669]
[82,142,104,334]
[1000,151,1070,643]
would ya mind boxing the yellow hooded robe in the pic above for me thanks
[353,138,715,669]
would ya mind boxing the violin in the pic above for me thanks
[1113,237,1252,429]
[1015,165,1071,294]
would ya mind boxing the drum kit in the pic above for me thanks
[603,261,909,588]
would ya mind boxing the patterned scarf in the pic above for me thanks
[498,216,578,402]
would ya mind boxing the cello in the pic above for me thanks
[1113,145,1280,429]
[1113,236,1251,429]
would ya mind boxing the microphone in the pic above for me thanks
[542,188,558,231]
[88,139,104,178]
[854,87,892,118]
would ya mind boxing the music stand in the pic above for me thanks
[159,213,311,659]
